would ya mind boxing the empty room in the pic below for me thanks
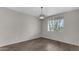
[0,7,79,51]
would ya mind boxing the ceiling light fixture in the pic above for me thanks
[39,7,45,20]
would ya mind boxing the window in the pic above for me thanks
[48,16,64,32]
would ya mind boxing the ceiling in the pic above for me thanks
[7,7,79,17]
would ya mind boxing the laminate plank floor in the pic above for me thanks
[0,37,79,51]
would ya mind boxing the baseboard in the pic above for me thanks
[1,37,42,48]
[41,36,79,47]
[1,37,79,48]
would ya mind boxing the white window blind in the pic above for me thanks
[48,16,64,32]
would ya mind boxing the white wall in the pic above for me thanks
[19,14,41,41]
[1,7,79,47]
[0,7,41,47]
[64,10,79,46]
[42,9,79,46]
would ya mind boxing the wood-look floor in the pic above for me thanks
[0,37,79,51]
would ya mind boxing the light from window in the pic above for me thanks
[48,17,64,32]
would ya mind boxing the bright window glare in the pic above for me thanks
[48,17,64,32]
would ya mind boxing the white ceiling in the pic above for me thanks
[7,7,79,17]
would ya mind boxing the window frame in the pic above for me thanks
[48,16,64,32]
